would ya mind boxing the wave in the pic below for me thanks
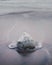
[0,1,52,15]
[0,10,34,16]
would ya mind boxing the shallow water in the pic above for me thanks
[0,1,52,65]
[0,11,52,65]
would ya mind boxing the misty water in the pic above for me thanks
[0,0,52,15]
[0,0,52,65]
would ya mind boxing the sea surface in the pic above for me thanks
[0,0,52,65]
[0,0,52,15]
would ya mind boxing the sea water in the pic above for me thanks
[0,0,52,15]
[0,0,52,65]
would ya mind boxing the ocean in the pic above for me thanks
[0,0,52,15]
[0,0,52,65]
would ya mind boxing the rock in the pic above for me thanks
[8,32,42,54]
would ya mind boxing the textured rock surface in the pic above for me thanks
[8,32,42,54]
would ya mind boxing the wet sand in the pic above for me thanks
[0,11,52,65]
